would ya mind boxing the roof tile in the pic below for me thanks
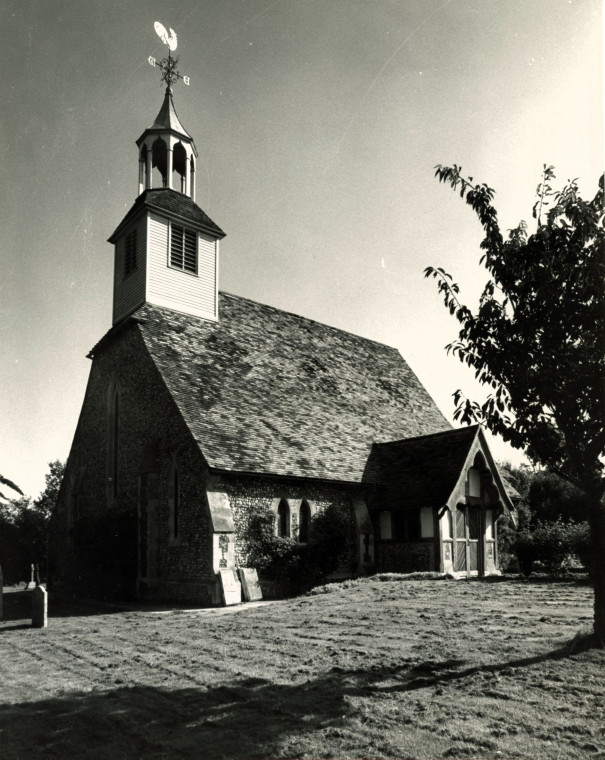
[133,295,451,482]
[108,188,225,242]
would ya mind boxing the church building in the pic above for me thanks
[50,74,514,604]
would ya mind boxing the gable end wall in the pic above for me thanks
[50,324,215,602]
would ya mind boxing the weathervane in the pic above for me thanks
[148,22,190,89]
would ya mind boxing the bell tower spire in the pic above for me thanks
[137,23,197,199]
[107,23,225,327]
[136,86,197,199]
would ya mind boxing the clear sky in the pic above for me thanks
[1,0,602,499]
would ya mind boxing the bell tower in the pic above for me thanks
[136,85,197,199]
[108,24,225,326]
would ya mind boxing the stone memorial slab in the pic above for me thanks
[31,585,47,628]
[218,568,242,606]
[238,568,263,602]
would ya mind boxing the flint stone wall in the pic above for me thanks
[211,473,363,572]
[49,324,214,602]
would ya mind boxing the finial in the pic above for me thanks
[148,22,190,88]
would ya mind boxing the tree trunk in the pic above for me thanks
[589,496,605,647]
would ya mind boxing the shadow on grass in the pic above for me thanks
[1,589,32,625]
[0,678,349,760]
[0,639,597,759]
[1,588,223,623]
[373,637,597,695]
[481,574,592,586]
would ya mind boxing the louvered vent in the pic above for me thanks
[170,225,198,274]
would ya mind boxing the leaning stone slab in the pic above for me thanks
[31,585,48,628]
[238,568,263,602]
[218,568,242,606]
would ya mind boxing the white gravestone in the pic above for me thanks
[238,568,263,602]
[218,569,242,606]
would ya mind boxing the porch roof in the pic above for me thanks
[369,426,514,513]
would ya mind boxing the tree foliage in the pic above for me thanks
[527,470,591,526]
[426,165,604,495]
[33,460,65,521]
[0,461,65,583]
[426,165,604,643]
[497,465,593,576]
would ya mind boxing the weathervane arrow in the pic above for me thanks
[148,22,190,88]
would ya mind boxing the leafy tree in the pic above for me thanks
[425,165,604,644]
[33,460,65,520]
[0,462,65,582]
[527,470,591,526]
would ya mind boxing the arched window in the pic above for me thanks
[299,500,311,543]
[277,499,290,538]
[172,142,187,192]
[169,465,180,541]
[107,384,120,502]
[151,137,168,188]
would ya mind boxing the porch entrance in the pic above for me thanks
[454,505,482,575]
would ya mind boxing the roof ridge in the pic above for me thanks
[108,188,225,243]
[376,424,477,447]
[218,291,400,352]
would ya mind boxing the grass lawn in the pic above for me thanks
[1,576,603,760]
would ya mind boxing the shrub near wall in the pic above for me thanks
[245,504,355,596]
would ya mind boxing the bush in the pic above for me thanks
[245,504,354,596]
[513,519,591,577]
[531,520,573,575]
[514,531,535,577]
[496,511,520,573]
[568,521,593,575]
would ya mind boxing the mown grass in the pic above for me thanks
[1,577,603,760]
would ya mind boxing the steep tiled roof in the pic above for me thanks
[131,296,451,482]
[369,427,480,509]
[107,189,225,243]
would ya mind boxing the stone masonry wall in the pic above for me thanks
[50,323,214,602]
[209,472,365,574]
[376,542,435,573]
